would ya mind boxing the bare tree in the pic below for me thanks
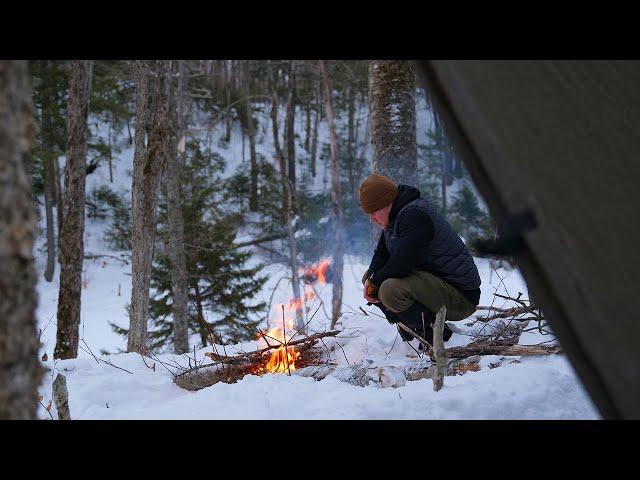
[128,61,171,353]
[54,60,93,360]
[224,60,233,143]
[284,61,297,194]
[270,65,304,330]
[310,97,319,178]
[433,110,447,216]
[243,61,259,212]
[368,60,418,187]
[319,60,344,329]
[41,61,57,282]
[0,60,42,419]
[166,60,190,354]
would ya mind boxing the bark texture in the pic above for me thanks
[368,61,418,187]
[166,60,190,354]
[319,61,344,329]
[128,61,170,353]
[0,60,42,419]
[54,60,93,359]
[52,373,71,420]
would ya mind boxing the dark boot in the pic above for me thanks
[397,301,453,344]
[368,301,400,325]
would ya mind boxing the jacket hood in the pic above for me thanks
[389,184,421,224]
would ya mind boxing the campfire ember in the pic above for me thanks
[256,258,332,374]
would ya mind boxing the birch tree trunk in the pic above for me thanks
[0,60,42,419]
[166,60,190,355]
[128,61,170,353]
[319,61,344,329]
[54,60,93,360]
[368,60,418,187]
[270,72,303,330]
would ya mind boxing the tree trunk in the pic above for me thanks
[128,61,170,354]
[244,62,259,212]
[319,61,344,329]
[54,60,93,360]
[270,75,303,330]
[368,60,418,186]
[43,160,56,282]
[310,102,318,178]
[54,155,63,239]
[304,105,311,152]
[284,62,297,194]
[107,112,113,182]
[42,61,56,282]
[194,283,208,349]
[434,111,447,216]
[0,60,42,419]
[166,60,190,355]
[224,60,232,143]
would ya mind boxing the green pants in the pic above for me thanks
[363,269,476,321]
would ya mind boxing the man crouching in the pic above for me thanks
[359,173,481,346]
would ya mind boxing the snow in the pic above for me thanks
[36,250,600,419]
[33,97,600,420]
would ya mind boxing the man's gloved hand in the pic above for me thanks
[363,275,380,303]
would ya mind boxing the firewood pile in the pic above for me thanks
[174,330,339,391]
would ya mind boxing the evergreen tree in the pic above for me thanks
[104,191,131,251]
[113,140,267,351]
[449,183,492,242]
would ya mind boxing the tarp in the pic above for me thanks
[416,60,640,419]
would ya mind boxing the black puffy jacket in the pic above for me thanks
[368,185,481,305]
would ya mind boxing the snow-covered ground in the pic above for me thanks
[33,98,600,420]
[35,245,599,419]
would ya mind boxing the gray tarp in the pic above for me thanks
[416,61,640,419]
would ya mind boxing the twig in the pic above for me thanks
[79,341,134,375]
[39,400,54,420]
[283,305,291,376]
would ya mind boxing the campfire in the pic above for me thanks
[254,258,332,374]
[173,257,344,391]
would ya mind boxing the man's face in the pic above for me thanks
[369,204,392,230]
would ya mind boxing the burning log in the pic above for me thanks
[173,330,340,391]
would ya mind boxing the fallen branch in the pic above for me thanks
[445,343,561,359]
[83,253,130,265]
[432,305,448,391]
[233,234,286,248]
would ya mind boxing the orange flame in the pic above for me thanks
[301,258,331,285]
[259,322,301,373]
[257,258,332,374]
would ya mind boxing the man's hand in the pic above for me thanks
[363,277,380,303]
